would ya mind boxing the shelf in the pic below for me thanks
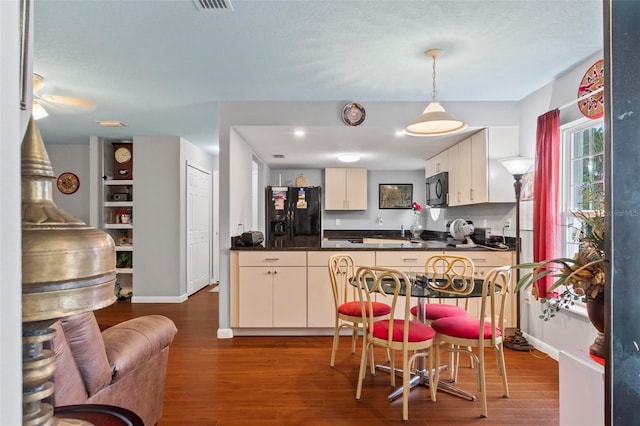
[105,179,133,186]
[105,201,133,208]
[115,245,133,251]
[116,268,133,274]
[104,224,133,229]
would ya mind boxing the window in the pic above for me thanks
[562,120,604,258]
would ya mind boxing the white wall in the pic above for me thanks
[516,50,604,358]
[1,0,28,422]
[47,144,90,223]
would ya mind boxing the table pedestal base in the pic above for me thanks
[376,364,476,402]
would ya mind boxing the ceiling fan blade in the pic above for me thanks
[39,94,95,109]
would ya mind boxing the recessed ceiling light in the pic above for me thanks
[294,130,305,137]
[338,153,360,163]
[96,120,127,127]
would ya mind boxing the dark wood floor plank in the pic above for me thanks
[93,287,560,425]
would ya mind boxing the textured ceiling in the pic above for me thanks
[32,0,603,170]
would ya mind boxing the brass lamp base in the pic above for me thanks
[504,329,533,351]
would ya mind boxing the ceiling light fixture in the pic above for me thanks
[294,130,305,137]
[338,154,360,163]
[96,120,127,128]
[32,101,49,120]
[404,49,467,137]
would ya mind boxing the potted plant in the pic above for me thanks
[514,186,605,357]
[113,208,132,224]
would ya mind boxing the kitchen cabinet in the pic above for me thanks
[425,150,448,178]
[306,251,376,327]
[438,127,519,206]
[444,251,516,328]
[324,167,367,210]
[237,251,307,328]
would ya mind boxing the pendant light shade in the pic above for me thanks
[404,49,467,137]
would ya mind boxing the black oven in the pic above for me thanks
[425,172,448,207]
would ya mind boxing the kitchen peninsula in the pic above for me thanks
[229,234,516,335]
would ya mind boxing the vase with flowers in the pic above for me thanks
[513,186,605,357]
[410,201,423,239]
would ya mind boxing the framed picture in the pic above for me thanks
[379,184,413,209]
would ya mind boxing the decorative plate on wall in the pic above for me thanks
[341,102,366,126]
[577,59,604,119]
[56,172,79,195]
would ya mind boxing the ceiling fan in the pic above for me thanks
[32,73,96,120]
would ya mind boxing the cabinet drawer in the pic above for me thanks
[238,251,307,267]
[445,251,514,267]
[307,251,376,267]
[375,251,436,267]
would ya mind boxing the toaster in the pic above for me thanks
[241,231,264,247]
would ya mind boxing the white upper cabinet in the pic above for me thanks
[324,167,367,210]
[438,127,519,206]
[425,150,449,178]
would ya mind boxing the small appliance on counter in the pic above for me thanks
[241,231,264,247]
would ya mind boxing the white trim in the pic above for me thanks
[130,294,188,303]
[217,328,234,339]
[523,332,560,361]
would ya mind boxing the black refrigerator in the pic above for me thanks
[266,186,321,248]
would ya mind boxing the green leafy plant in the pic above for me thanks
[513,186,605,320]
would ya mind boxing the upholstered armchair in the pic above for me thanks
[46,312,177,425]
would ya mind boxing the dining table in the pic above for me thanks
[358,273,493,402]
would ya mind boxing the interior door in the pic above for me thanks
[187,163,211,296]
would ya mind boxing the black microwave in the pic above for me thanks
[425,172,448,207]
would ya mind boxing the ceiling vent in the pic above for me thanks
[273,154,285,159]
[192,0,233,11]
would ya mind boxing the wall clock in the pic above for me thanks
[112,143,133,180]
[341,102,366,126]
[577,59,604,119]
[57,172,79,195]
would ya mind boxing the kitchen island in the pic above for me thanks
[230,238,516,336]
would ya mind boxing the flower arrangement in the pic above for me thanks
[412,201,423,214]
[514,186,605,320]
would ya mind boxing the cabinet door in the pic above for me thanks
[273,266,308,327]
[307,266,335,327]
[470,129,488,204]
[447,144,462,206]
[457,137,473,205]
[426,150,448,177]
[345,168,367,210]
[238,267,273,327]
[324,168,346,210]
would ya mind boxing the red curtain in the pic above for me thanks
[533,109,560,299]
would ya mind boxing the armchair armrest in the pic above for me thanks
[101,315,177,380]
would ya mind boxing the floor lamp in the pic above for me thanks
[500,157,534,351]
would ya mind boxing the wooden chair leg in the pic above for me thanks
[496,345,510,398]
[330,319,340,367]
[478,346,488,418]
[355,340,370,400]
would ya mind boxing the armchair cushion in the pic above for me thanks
[59,312,113,396]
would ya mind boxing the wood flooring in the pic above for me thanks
[93,287,560,426]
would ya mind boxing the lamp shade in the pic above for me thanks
[404,102,467,136]
[499,157,534,176]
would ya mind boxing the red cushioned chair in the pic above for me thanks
[328,254,391,368]
[354,265,436,421]
[431,265,512,419]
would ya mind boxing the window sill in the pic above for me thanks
[564,303,588,318]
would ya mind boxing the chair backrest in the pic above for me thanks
[477,265,512,346]
[328,254,358,310]
[354,265,413,345]
[424,254,476,296]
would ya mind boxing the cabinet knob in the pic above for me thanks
[267,270,272,275]
[273,270,278,275]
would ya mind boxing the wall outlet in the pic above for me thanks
[504,219,512,229]
[335,218,341,226]
[377,217,384,225]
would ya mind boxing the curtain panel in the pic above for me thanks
[533,109,560,298]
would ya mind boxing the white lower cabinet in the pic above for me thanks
[306,251,376,328]
[237,251,307,328]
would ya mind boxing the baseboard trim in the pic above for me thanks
[523,332,560,361]
[217,328,234,339]
[130,294,188,303]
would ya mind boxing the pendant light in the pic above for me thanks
[404,49,467,136]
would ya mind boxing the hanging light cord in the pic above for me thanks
[431,55,438,101]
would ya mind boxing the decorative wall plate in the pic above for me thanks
[577,59,604,119]
[341,102,366,126]
[57,172,79,194]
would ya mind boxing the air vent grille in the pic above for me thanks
[273,154,285,159]
[193,0,233,11]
